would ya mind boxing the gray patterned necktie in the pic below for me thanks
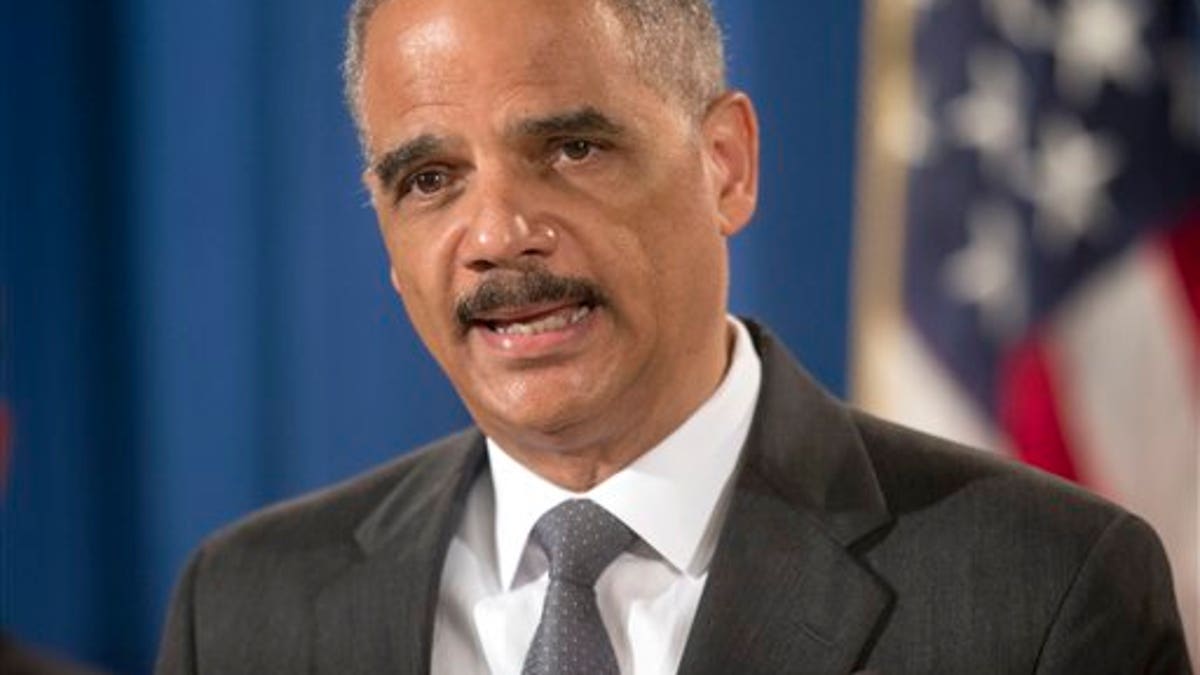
[521,499,635,675]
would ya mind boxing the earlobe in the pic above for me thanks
[702,91,760,236]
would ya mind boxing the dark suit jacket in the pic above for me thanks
[156,322,1192,674]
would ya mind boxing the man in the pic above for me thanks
[156,0,1192,673]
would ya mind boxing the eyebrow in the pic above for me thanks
[369,107,624,185]
[372,134,445,186]
[510,107,626,140]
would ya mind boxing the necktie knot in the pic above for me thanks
[531,499,634,587]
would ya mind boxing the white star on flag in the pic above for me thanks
[1032,114,1122,253]
[942,199,1029,340]
[949,47,1031,191]
[1055,0,1153,106]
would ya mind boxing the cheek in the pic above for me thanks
[626,192,718,267]
[380,223,457,333]
[382,212,462,288]
[636,204,727,316]
[577,189,717,323]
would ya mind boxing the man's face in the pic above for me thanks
[359,0,757,460]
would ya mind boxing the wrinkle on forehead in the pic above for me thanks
[367,0,634,86]
[359,0,643,151]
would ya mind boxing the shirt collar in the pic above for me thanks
[487,317,762,589]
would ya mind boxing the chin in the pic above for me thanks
[472,387,607,446]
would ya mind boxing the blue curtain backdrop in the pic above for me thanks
[0,1,862,671]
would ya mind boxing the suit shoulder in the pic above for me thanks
[159,429,482,669]
[848,412,1187,669]
[849,410,1131,546]
[197,427,481,559]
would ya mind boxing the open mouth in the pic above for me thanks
[478,302,594,337]
[455,267,607,342]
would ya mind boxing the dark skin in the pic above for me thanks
[359,0,759,490]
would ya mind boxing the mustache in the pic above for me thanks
[455,268,607,331]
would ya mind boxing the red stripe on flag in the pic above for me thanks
[998,337,1080,482]
[1160,205,1200,356]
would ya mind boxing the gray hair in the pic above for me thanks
[342,0,726,136]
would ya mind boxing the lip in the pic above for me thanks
[471,300,585,326]
[470,301,599,359]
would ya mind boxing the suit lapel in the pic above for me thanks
[677,469,892,674]
[678,323,894,674]
[309,323,890,674]
[314,432,486,675]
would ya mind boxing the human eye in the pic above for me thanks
[554,138,603,164]
[397,166,454,202]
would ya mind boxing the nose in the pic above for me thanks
[458,178,558,273]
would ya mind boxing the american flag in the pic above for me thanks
[854,0,1199,657]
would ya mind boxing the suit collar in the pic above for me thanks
[351,431,486,554]
[678,321,894,674]
[314,430,486,675]
[740,320,891,546]
[311,321,894,674]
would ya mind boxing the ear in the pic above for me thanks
[362,168,403,296]
[701,91,759,237]
[363,167,386,211]
[389,266,403,295]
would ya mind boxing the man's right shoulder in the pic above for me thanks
[155,430,484,672]
[194,427,483,563]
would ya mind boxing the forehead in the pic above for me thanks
[359,0,645,149]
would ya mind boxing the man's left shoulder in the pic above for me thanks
[846,411,1190,671]
[849,410,1176,605]
[850,410,1150,558]
[859,410,1128,530]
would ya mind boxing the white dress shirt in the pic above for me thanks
[430,319,762,675]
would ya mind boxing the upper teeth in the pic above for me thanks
[493,305,591,336]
